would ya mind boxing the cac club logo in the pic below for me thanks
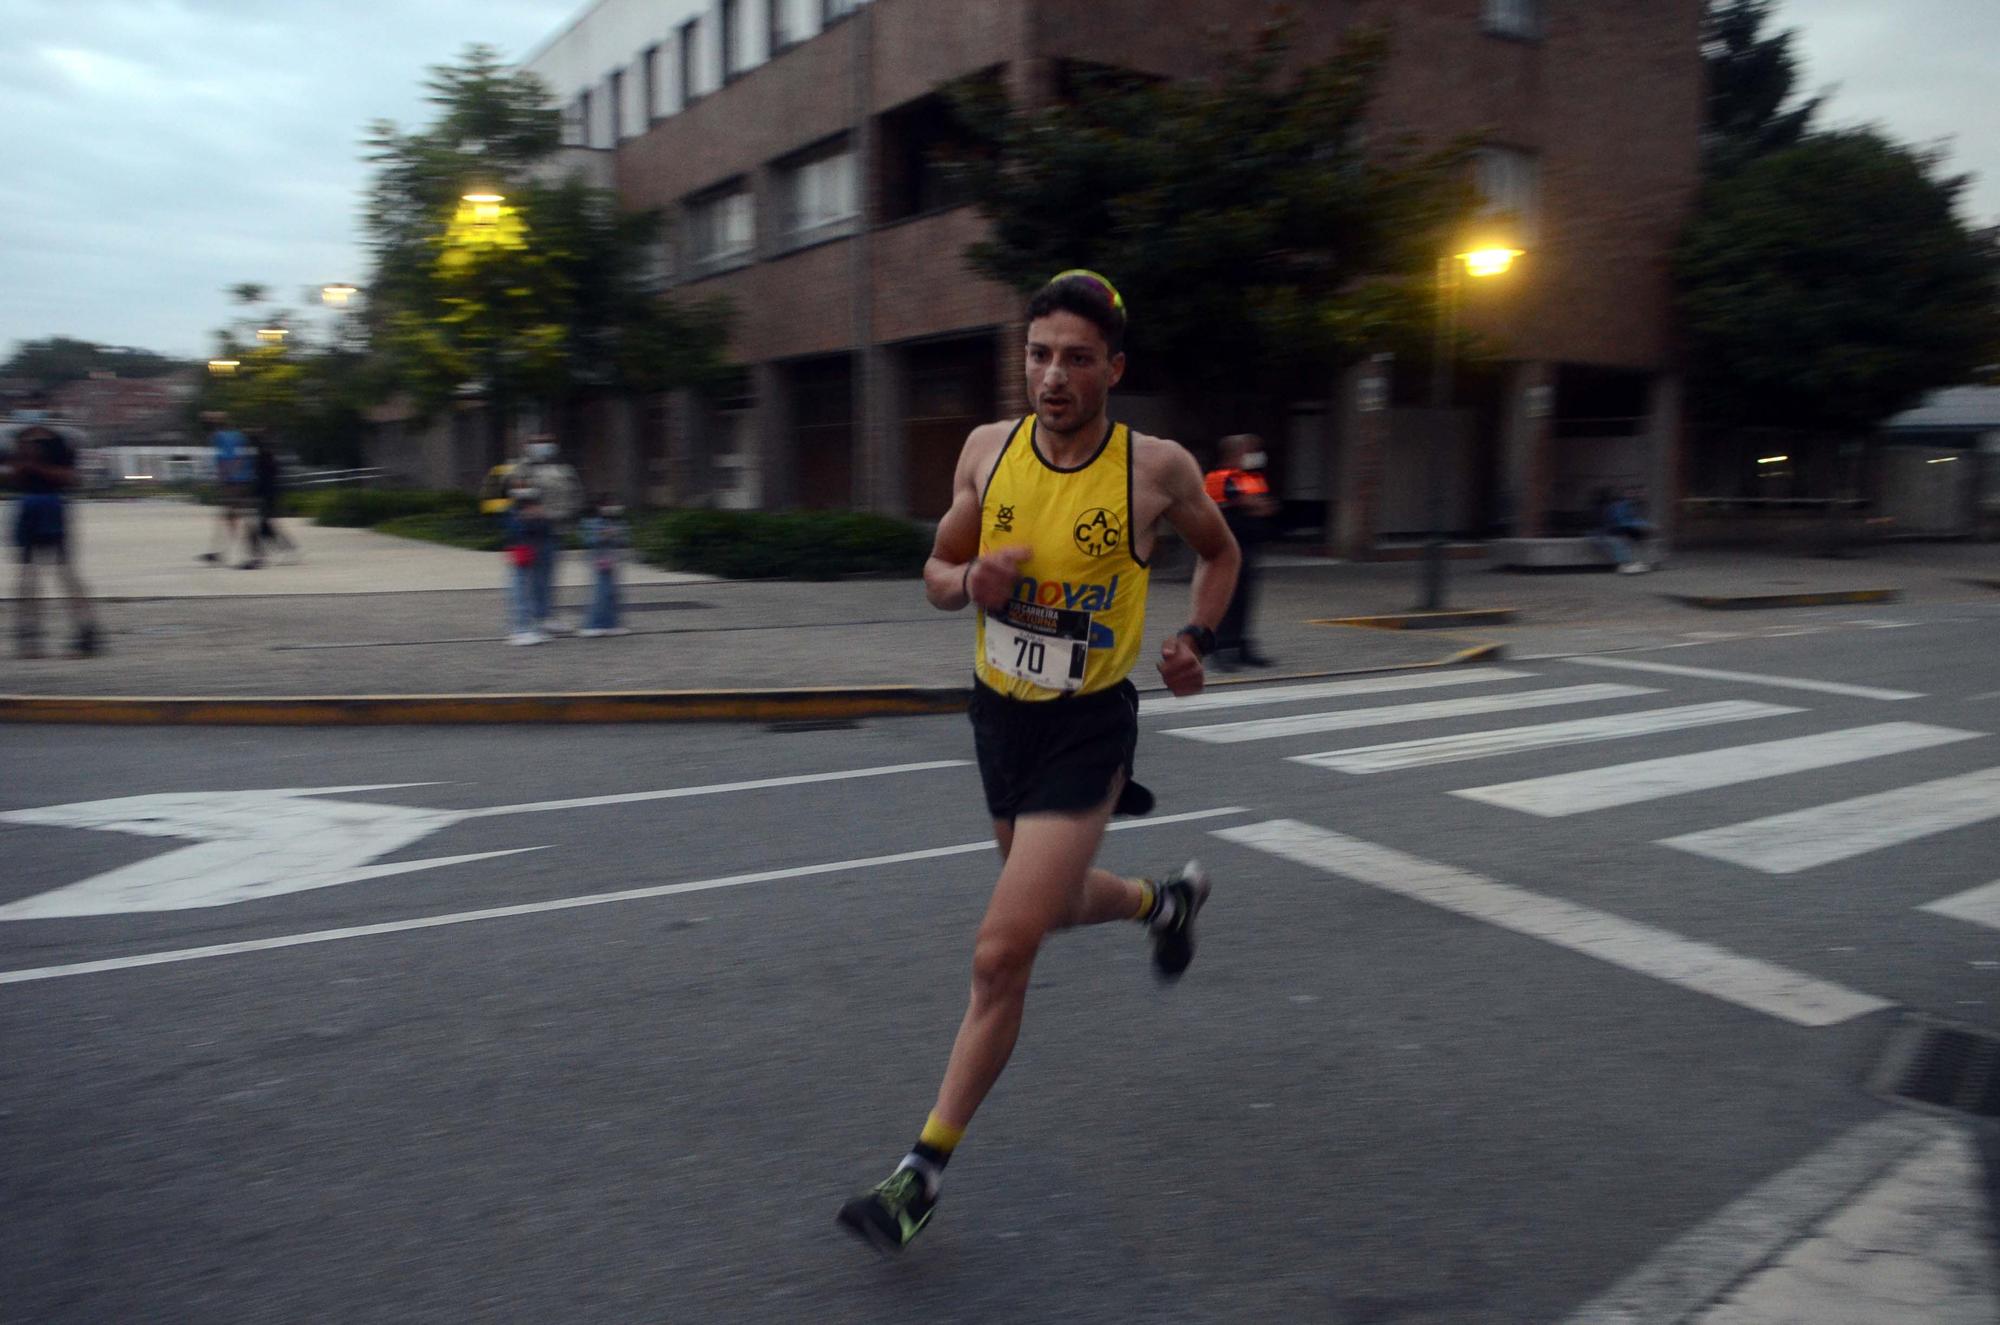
[1072,507,1123,557]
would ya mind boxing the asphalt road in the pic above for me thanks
[3,606,1997,1324]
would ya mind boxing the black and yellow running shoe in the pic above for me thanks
[1150,859,1211,980]
[836,1167,937,1253]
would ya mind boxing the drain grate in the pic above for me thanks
[1880,1021,2000,1118]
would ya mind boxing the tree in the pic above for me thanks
[947,20,1476,417]
[194,286,372,467]
[1701,0,1822,175]
[362,45,731,465]
[2,337,189,391]
[1677,131,2000,437]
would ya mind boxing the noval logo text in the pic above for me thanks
[1013,573,1121,648]
[1073,507,1122,556]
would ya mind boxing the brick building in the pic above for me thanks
[518,0,1703,552]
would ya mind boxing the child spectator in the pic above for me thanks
[503,486,554,645]
[578,493,629,637]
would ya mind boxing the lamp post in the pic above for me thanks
[1419,243,1524,612]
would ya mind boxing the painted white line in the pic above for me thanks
[1920,878,2000,931]
[1661,767,2000,875]
[457,759,973,818]
[1213,819,1890,1026]
[1455,723,1982,816]
[1561,1112,1950,1325]
[0,807,1247,986]
[1568,655,1923,701]
[1162,683,1658,745]
[1139,667,1535,715]
[1297,702,1798,775]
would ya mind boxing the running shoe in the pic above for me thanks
[836,1167,936,1253]
[1149,859,1211,980]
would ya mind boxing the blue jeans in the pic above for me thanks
[528,545,556,624]
[508,564,539,632]
[586,566,620,630]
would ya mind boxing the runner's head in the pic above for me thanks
[1025,270,1126,439]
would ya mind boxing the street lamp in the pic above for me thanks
[207,359,240,377]
[255,327,289,345]
[320,283,358,308]
[1419,242,1526,612]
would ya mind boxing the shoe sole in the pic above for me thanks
[1153,863,1211,981]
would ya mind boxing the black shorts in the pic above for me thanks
[13,496,67,563]
[969,677,1155,821]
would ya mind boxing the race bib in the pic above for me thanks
[984,600,1090,693]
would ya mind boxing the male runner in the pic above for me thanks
[837,270,1241,1252]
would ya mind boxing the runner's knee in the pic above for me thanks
[970,928,1038,1001]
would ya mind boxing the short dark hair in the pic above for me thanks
[1027,271,1127,355]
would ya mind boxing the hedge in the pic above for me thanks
[372,511,508,552]
[306,488,478,527]
[635,509,929,580]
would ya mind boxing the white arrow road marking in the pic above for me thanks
[0,761,970,919]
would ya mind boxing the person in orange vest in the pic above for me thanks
[1204,433,1278,667]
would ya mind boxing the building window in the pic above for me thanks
[578,88,595,148]
[685,183,755,274]
[822,0,863,23]
[608,69,625,142]
[642,45,661,123]
[775,139,860,248]
[679,19,700,107]
[562,97,586,147]
[1482,0,1541,39]
[719,0,741,80]
[1475,146,1540,241]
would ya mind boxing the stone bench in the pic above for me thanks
[1490,537,1620,569]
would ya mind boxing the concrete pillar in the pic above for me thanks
[864,343,908,515]
[1332,357,1390,558]
[751,361,793,509]
[668,388,709,506]
[1501,360,1556,535]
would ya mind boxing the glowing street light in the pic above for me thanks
[1419,239,1528,611]
[207,359,240,376]
[321,283,359,307]
[255,327,289,345]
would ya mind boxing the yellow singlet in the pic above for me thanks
[973,416,1150,701]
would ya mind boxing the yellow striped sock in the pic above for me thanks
[1133,878,1157,922]
[918,1112,965,1155]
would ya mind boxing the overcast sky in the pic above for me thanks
[2,0,1994,363]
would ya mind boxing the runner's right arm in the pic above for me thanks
[924,423,1028,612]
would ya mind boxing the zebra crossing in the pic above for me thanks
[1153,660,2000,952]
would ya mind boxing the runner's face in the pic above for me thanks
[1025,312,1124,437]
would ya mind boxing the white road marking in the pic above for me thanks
[1455,723,1982,816]
[1162,683,1657,745]
[1139,667,1535,715]
[1213,819,1890,1026]
[1567,655,1923,701]
[1661,767,2000,875]
[1295,702,1798,775]
[0,761,972,919]
[1920,879,2000,932]
[1561,1113,1954,1325]
[0,807,1248,986]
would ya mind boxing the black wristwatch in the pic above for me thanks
[1177,624,1216,658]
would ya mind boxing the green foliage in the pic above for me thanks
[2,336,189,390]
[1701,0,1821,176]
[946,18,1475,394]
[308,488,478,527]
[360,45,733,435]
[1676,128,2000,436]
[636,509,930,580]
[373,511,508,551]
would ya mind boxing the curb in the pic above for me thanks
[1313,608,1518,630]
[1668,588,1903,611]
[0,645,1508,726]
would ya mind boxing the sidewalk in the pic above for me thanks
[2,498,1995,704]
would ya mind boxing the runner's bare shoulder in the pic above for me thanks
[958,418,1016,492]
[1129,430,1203,505]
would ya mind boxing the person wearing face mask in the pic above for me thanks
[511,435,583,634]
[1203,433,1279,668]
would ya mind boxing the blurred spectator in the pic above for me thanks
[241,430,298,568]
[1593,487,1660,574]
[579,493,629,637]
[503,485,554,646]
[8,423,101,658]
[198,412,254,567]
[1204,433,1278,667]
[511,435,582,634]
